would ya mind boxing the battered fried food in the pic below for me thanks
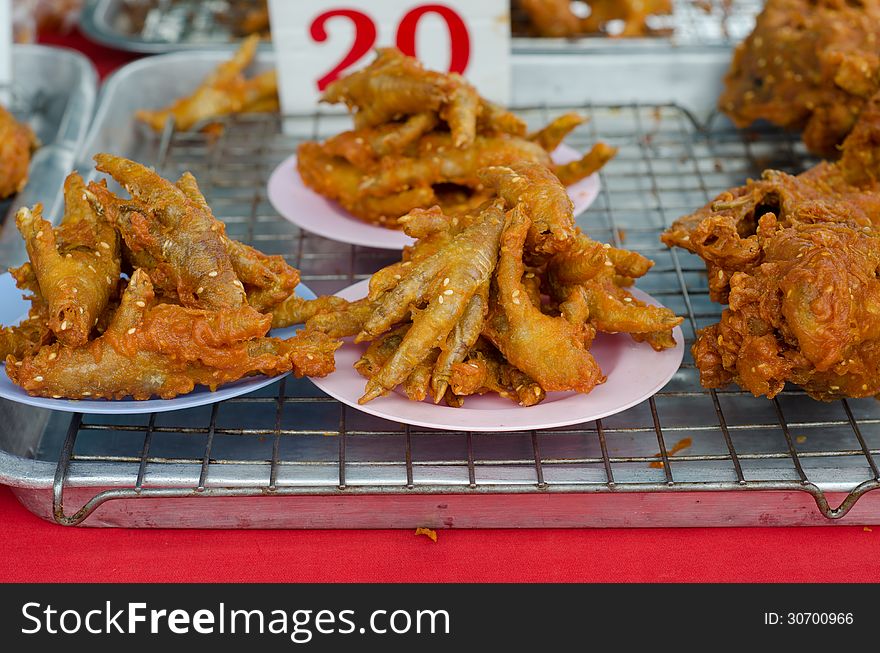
[15,173,121,347]
[297,48,616,228]
[483,205,603,393]
[2,157,341,401]
[663,96,880,400]
[691,215,880,401]
[0,106,38,199]
[0,264,51,359]
[719,0,880,158]
[518,0,672,38]
[307,161,679,406]
[135,35,278,133]
[7,270,338,400]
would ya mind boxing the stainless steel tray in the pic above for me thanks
[1,49,879,528]
[79,0,761,53]
[511,0,762,51]
[79,0,272,53]
[0,45,98,268]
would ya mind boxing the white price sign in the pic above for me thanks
[268,0,510,114]
[0,0,11,91]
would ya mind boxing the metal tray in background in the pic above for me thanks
[1,49,879,529]
[511,0,763,52]
[79,0,761,53]
[0,46,97,268]
[79,0,272,53]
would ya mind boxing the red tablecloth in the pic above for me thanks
[2,29,877,584]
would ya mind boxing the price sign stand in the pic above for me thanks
[268,0,510,127]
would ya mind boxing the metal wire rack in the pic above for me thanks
[48,102,880,526]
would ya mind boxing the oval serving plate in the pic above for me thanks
[268,143,601,250]
[309,278,684,432]
[0,272,315,414]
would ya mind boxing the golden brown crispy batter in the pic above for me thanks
[135,35,277,133]
[0,263,52,359]
[663,98,880,302]
[6,269,338,400]
[298,48,612,229]
[89,154,248,311]
[483,205,604,393]
[449,338,546,407]
[692,215,880,401]
[15,173,121,347]
[0,105,38,199]
[359,202,507,403]
[307,160,675,406]
[518,0,672,38]
[719,0,880,158]
[174,169,300,312]
[664,98,880,399]
[480,162,577,255]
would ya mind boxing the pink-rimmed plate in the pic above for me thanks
[267,143,601,250]
[309,279,684,432]
[0,272,316,414]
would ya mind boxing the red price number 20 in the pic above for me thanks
[309,4,471,92]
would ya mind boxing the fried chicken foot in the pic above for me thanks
[483,206,604,393]
[6,270,338,400]
[15,173,121,347]
[90,154,247,311]
[359,203,506,403]
[136,35,278,132]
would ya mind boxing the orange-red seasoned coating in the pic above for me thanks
[664,93,880,400]
[719,0,880,158]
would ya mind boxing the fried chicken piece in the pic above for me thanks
[323,48,488,148]
[304,298,374,338]
[6,270,338,400]
[0,105,38,199]
[15,173,121,347]
[174,169,299,312]
[663,96,880,302]
[360,134,553,197]
[518,0,671,38]
[298,48,611,229]
[692,214,880,401]
[89,154,247,311]
[483,205,604,393]
[664,100,880,399]
[719,0,880,158]
[480,162,577,255]
[135,35,278,133]
[297,141,439,227]
[358,202,507,403]
[449,338,546,407]
[0,263,52,359]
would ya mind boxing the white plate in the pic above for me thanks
[267,143,601,250]
[0,272,316,414]
[309,279,684,432]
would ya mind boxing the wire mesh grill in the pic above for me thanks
[50,102,880,526]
